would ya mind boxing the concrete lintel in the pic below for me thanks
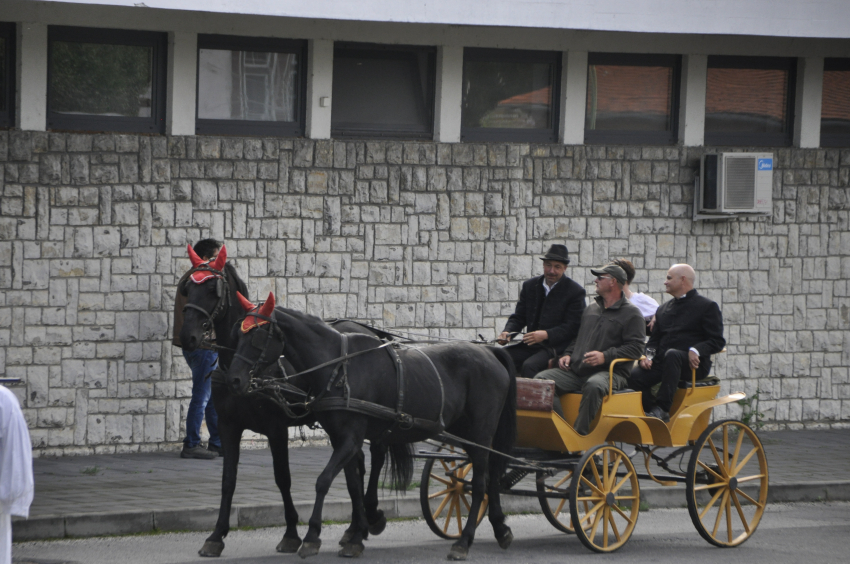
[794,57,824,149]
[166,31,197,136]
[561,50,587,145]
[17,22,47,132]
[306,39,333,140]
[434,45,463,143]
[679,54,707,147]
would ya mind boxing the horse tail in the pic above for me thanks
[383,442,414,492]
[489,346,517,478]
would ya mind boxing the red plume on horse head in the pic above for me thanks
[238,292,276,333]
[236,291,255,312]
[187,243,227,269]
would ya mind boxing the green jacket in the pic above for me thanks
[562,294,646,380]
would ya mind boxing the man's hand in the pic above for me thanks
[648,315,656,332]
[522,330,548,345]
[558,355,571,370]
[639,358,652,370]
[689,349,700,370]
[497,331,510,345]
[582,351,604,367]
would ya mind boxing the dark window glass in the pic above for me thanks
[47,26,166,133]
[332,44,435,139]
[705,56,796,146]
[585,53,680,144]
[0,22,14,128]
[821,58,850,147]
[196,35,306,136]
[462,48,560,142]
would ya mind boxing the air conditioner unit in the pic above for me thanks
[696,152,773,217]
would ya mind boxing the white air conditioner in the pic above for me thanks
[696,152,773,218]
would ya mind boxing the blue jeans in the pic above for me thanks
[182,349,220,448]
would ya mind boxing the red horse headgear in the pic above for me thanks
[187,244,227,284]
[238,291,275,333]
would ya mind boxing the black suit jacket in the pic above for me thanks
[503,274,586,352]
[647,289,726,372]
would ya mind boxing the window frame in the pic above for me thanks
[704,55,797,147]
[584,52,681,146]
[820,57,850,148]
[0,22,15,129]
[331,42,437,140]
[461,47,561,143]
[195,34,307,137]
[46,26,167,134]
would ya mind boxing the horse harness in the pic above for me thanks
[239,310,446,437]
[178,263,231,350]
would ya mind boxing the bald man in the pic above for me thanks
[627,264,726,422]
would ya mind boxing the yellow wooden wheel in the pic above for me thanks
[419,446,488,540]
[536,468,579,534]
[686,419,769,547]
[569,444,640,553]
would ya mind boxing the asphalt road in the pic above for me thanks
[14,501,850,564]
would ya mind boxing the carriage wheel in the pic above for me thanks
[536,468,578,534]
[419,447,488,540]
[569,444,640,553]
[686,419,768,548]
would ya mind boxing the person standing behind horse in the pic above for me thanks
[497,244,586,379]
[609,258,659,335]
[173,238,222,459]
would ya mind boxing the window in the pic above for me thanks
[196,35,306,136]
[585,53,680,145]
[332,43,436,139]
[705,56,796,146]
[0,22,14,128]
[47,26,167,133]
[821,58,850,147]
[462,48,560,143]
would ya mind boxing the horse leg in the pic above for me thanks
[339,448,367,545]
[268,427,302,553]
[487,452,513,550]
[365,442,387,535]
[298,432,364,559]
[448,447,489,561]
[338,454,369,557]
[199,420,242,557]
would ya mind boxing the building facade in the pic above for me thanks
[0,0,849,455]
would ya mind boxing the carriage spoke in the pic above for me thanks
[581,475,605,497]
[578,500,606,526]
[602,506,610,547]
[460,493,472,512]
[433,493,452,522]
[611,503,635,525]
[611,470,633,494]
[735,473,766,484]
[697,459,726,482]
[730,428,745,471]
[722,425,730,470]
[711,490,730,538]
[429,472,454,487]
[607,455,623,490]
[455,495,464,535]
[693,482,726,492]
[589,503,604,541]
[428,487,453,499]
[725,491,733,542]
[732,448,758,476]
[440,496,456,534]
[734,488,764,508]
[699,486,727,520]
[552,497,567,518]
[707,438,729,478]
[730,491,752,533]
[459,464,473,479]
[553,474,571,489]
[479,497,489,521]
[602,450,610,488]
[608,508,622,542]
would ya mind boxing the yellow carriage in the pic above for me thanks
[419,357,769,553]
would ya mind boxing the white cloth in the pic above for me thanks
[543,280,557,296]
[0,386,34,564]
[628,292,660,318]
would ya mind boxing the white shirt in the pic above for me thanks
[543,281,558,296]
[0,386,33,564]
[628,292,659,318]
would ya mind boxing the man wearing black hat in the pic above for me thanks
[498,244,587,379]
[534,264,646,435]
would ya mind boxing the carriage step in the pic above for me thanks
[501,469,530,489]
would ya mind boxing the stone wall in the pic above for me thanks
[1,130,848,456]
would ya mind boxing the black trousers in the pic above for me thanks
[505,343,554,379]
[628,349,710,412]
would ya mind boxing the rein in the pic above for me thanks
[180,263,232,346]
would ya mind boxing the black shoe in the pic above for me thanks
[207,444,223,457]
[181,445,217,459]
[647,406,670,423]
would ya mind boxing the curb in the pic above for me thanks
[13,480,850,542]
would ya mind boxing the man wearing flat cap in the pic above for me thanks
[498,244,586,379]
[534,263,646,435]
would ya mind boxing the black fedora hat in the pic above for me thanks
[540,244,570,264]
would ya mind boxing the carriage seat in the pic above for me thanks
[516,378,555,412]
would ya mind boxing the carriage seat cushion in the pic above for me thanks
[516,378,554,412]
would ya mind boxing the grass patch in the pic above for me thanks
[378,480,420,491]
[80,466,100,476]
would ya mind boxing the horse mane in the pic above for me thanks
[224,262,248,297]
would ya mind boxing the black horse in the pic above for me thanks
[177,246,397,557]
[226,292,517,561]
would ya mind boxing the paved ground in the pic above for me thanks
[13,429,850,542]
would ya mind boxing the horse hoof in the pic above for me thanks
[298,540,322,559]
[497,528,514,550]
[277,536,302,553]
[368,513,387,536]
[198,540,225,557]
[338,542,365,558]
[447,545,468,561]
[339,530,354,546]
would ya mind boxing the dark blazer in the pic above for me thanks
[647,288,726,372]
[503,274,586,352]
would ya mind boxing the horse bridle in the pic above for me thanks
[180,263,231,341]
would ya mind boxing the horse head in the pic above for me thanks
[228,291,284,394]
[179,244,229,351]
